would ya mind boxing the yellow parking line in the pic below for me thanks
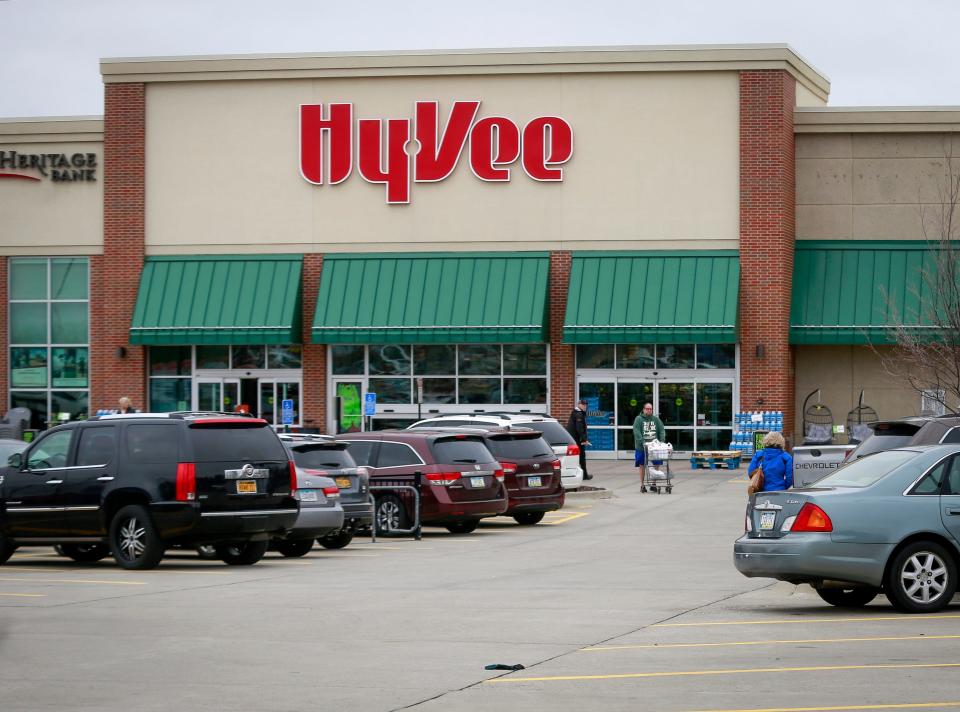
[582,634,960,652]
[654,614,960,628]
[545,512,590,525]
[685,704,960,712]
[486,661,960,684]
[0,592,45,597]
[0,577,145,586]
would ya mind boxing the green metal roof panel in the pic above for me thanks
[790,241,941,345]
[563,251,740,344]
[312,252,549,344]
[130,255,303,345]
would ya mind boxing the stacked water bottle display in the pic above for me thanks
[95,409,121,416]
[730,411,783,458]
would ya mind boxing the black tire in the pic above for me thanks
[110,504,165,570]
[319,529,355,550]
[195,545,219,560]
[0,532,16,565]
[274,539,315,558]
[815,586,879,608]
[513,512,545,526]
[446,519,479,534]
[216,540,270,566]
[59,543,110,563]
[885,541,958,613]
[375,494,409,534]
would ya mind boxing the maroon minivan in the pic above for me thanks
[337,431,508,534]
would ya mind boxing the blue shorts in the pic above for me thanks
[635,449,664,467]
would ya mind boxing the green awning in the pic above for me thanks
[130,255,303,345]
[312,253,549,344]
[563,251,740,344]
[791,241,941,345]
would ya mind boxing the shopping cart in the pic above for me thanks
[645,440,673,494]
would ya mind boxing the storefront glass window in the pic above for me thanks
[697,344,736,369]
[421,378,456,404]
[233,345,265,370]
[414,345,455,375]
[696,383,733,426]
[10,391,48,430]
[196,345,229,369]
[51,258,88,299]
[459,345,500,375]
[52,391,89,423]
[369,344,411,376]
[617,344,654,369]
[10,348,47,388]
[576,345,614,369]
[51,303,88,344]
[657,345,695,369]
[459,378,501,404]
[51,348,88,388]
[696,429,734,451]
[332,345,365,375]
[150,378,191,412]
[369,377,412,404]
[503,344,546,375]
[504,378,547,404]
[268,344,302,369]
[10,258,46,300]
[658,382,695,426]
[10,303,47,344]
[150,346,191,376]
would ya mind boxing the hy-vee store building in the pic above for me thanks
[2,44,958,457]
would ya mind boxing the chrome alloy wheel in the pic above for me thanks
[900,551,949,605]
[118,516,147,561]
[377,500,401,531]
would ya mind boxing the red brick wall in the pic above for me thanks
[739,70,797,441]
[549,250,575,421]
[91,83,147,412]
[0,257,7,407]
[301,254,327,432]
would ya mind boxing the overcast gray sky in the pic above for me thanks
[2,0,958,118]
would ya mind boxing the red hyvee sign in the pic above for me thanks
[300,101,573,204]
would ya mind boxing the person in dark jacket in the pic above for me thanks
[566,399,592,481]
[747,431,793,491]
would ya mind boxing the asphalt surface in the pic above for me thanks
[2,461,959,712]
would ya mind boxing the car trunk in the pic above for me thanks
[485,433,561,494]
[746,490,818,540]
[290,443,366,504]
[429,436,502,502]
[188,421,293,512]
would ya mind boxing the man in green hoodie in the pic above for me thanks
[633,403,666,493]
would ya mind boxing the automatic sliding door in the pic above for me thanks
[577,381,615,455]
[658,382,695,452]
[617,381,653,454]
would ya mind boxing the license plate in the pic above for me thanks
[335,477,351,489]
[759,512,776,530]
[299,489,318,502]
[470,476,486,488]
[236,480,257,494]
[527,475,543,488]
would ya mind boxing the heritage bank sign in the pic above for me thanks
[299,101,573,204]
[0,151,98,182]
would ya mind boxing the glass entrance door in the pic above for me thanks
[195,378,240,413]
[332,379,364,434]
[616,380,654,453]
[259,380,301,428]
[577,381,615,455]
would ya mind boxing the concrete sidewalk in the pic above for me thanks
[571,457,749,498]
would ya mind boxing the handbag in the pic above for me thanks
[747,464,765,496]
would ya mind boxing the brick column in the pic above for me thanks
[0,257,7,406]
[549,250,574,421]
[301,254,327,432]
[91,83,146,412]
[739,70,796,440]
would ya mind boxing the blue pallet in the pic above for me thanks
[690,455,742,470]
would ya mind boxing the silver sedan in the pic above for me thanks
[734,445,960,613]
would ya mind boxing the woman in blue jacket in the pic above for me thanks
[748,431,793,491]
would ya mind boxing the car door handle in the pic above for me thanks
[947,508,960,516]
[45,479,63,485]
[97,476,115,482]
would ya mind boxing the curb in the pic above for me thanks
[565,486,615,500]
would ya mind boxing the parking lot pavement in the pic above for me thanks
[2,461,959,712]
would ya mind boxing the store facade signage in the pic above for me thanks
[300,101,573,204]
[0,151,98,182]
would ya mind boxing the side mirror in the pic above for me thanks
[8,452,22,469]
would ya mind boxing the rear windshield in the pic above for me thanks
[430,438,497,464]
[851,431,917,458]
[189,424,288,462]
[522,420,574,446]
[815,449,919,488]
[486,435,554,459]
[288,444,356,470]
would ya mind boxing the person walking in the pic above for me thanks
[566,399,592,481]
[117,396,138,414]
[747,431,793,491]
[632,403,666,493]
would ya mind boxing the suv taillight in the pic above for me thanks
[790,503,833,532]
[426,472,462,486]
[175,462,196,502]
[493,468,505,482]
[566,444,580,456]
[289,460,298,493]
[500,461,518,475]
[552,459,562,473]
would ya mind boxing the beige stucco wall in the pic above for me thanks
[794,345,936,443]
[0,119,103,255]
[796,131,960,241]
[144,71,741,254]
[795,83,827,107]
